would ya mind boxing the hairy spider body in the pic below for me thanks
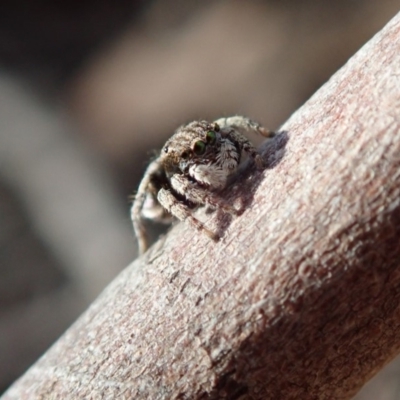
[131,116,274,254]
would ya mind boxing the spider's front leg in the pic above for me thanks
[170,174,239,215]
[215,115,275,169]
[157,187,219,242]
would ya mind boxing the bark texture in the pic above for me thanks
[3,12,400,400]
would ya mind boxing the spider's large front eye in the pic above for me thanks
[181,151,190,159]
[193,140,206,155]
[206,131,216,145]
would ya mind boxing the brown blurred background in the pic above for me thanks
[0,0,399,397]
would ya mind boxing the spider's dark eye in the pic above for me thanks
[164,146,169,153]
[193,140,206,155]
[206,130,216,144]
[181,151,190,159]
[214,123,220,132]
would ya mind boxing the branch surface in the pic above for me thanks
[3,12,400,400]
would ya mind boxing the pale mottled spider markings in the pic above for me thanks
[131,116,274,254]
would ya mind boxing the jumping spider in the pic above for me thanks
[131,115,274,254]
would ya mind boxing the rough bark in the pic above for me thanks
[3,12,400,400]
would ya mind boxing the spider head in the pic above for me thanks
[161,120,221,177]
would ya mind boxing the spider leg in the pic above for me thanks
[158,188,219,241]
[214,115,275,169]
[131,158,164,254]
[131,209,149,255]
[214,115,275,138]
[170,174,239,215]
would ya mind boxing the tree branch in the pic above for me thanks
[4,12,400,400]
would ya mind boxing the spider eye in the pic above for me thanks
[181,151,190,159]
[206,131,216,144]
[193,140,206,155]
[214,123,220,132]
[164,146,169,153]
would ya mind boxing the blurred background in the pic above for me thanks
[0,0,398,397]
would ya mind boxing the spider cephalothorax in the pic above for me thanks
[131,115,274,254]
